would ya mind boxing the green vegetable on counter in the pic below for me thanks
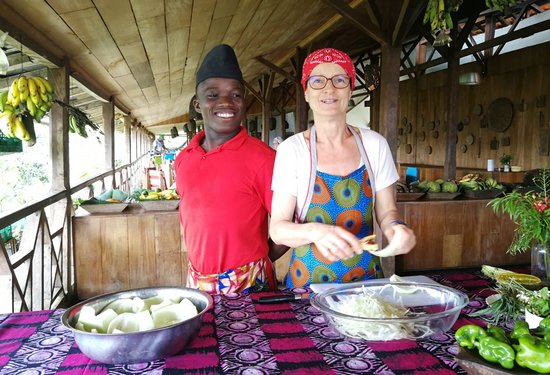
[510,320,531,340]
[487,325,509,344]
[456,320,550,373]
[514,335,550,373]
[478,335,516,370]
[455,324,488,349]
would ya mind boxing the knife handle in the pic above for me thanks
[258,294,307,304]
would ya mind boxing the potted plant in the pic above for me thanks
[488,168,550,284]
[500,154,513,172]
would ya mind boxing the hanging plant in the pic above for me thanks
[486,0,518,14]
[423,0,463,33]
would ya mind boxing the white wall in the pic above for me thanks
[346,103,370,128]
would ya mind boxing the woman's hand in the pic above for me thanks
[375,223,416,257]
[311,224,362,262]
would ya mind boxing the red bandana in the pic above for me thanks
[301,48,356,91]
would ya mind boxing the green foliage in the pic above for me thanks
[486,0,518,14]
[17,162,49,184]
[488,169,550,255]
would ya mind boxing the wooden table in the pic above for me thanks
[73,204,187,300]
[0,267,530,374]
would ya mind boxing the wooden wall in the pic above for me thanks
[397,42,550,174]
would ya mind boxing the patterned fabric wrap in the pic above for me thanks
[301,47,356,91]
[286,166,383,288]
[187,257,270,294]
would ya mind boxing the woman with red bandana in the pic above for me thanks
[269,48,416,288]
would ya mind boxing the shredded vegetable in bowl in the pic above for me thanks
[311,282,468,341]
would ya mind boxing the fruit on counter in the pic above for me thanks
[412,179,458,193]
[396,181,425,193]
[482,265,541,286]
[458,174,505,191]
[133,188,179,201]
[455,319,550,373]
[472,265,549,326]
[496,273,542,286]
[105,198,122,203]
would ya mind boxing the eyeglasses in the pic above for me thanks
[307,75,351,90]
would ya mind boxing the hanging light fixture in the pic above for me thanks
[459,72,481,85]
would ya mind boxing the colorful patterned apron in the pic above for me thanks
[286,127,383,288]
[187,257,274,295]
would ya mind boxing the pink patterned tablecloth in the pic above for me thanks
[0,269,519,374]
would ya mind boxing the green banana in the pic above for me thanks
[26,96,37,117]
[0,90,8,112]
[69,115,77,133]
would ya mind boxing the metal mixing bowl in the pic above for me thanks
[61,286,213,364]
[310,281,468,341]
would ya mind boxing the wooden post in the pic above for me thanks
[103,100,115,188]
[444,55,459,180]
[378,44,401,160]
[124,115,132,164]
[260,73,275,144]
[49,65,70,191]
[48,64,73,298]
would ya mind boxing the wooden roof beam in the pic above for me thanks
[392,0,428,46]
[255,56,299,84]
[321,0,387,45]
[402,18,550,75]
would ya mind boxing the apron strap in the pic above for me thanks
[349,126,376,207]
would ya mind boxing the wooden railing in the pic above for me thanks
[0,153,150,313]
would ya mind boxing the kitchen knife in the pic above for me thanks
[258,293,310,304]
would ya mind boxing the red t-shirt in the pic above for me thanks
[174,127,275,274]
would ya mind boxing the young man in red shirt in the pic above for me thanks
[174,44,286,294]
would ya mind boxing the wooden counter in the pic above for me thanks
[396,198,530,273]
[73,204,187,300]
[73,199,530,295]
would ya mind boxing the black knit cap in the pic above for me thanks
[196,44,244,87]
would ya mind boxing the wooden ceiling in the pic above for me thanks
[0,0,548,135]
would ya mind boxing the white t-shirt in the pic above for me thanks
[271,126,399,217]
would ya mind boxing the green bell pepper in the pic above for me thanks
[515,335,550,373]
[455,324,488,349]
[510,320,531,340]
[477,335,516,370]
[539,316,550,333]
[487,325,509,344]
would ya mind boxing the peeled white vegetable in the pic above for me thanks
[77,307,117,333]
[152,301,198,329]
[75,295,198,334]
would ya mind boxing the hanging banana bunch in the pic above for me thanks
[55,99,102,139]
[0,75,55,146]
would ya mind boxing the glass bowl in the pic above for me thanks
[61,286,213,364]
[310,281,469,341]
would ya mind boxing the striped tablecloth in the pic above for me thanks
[0,269,508,374]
